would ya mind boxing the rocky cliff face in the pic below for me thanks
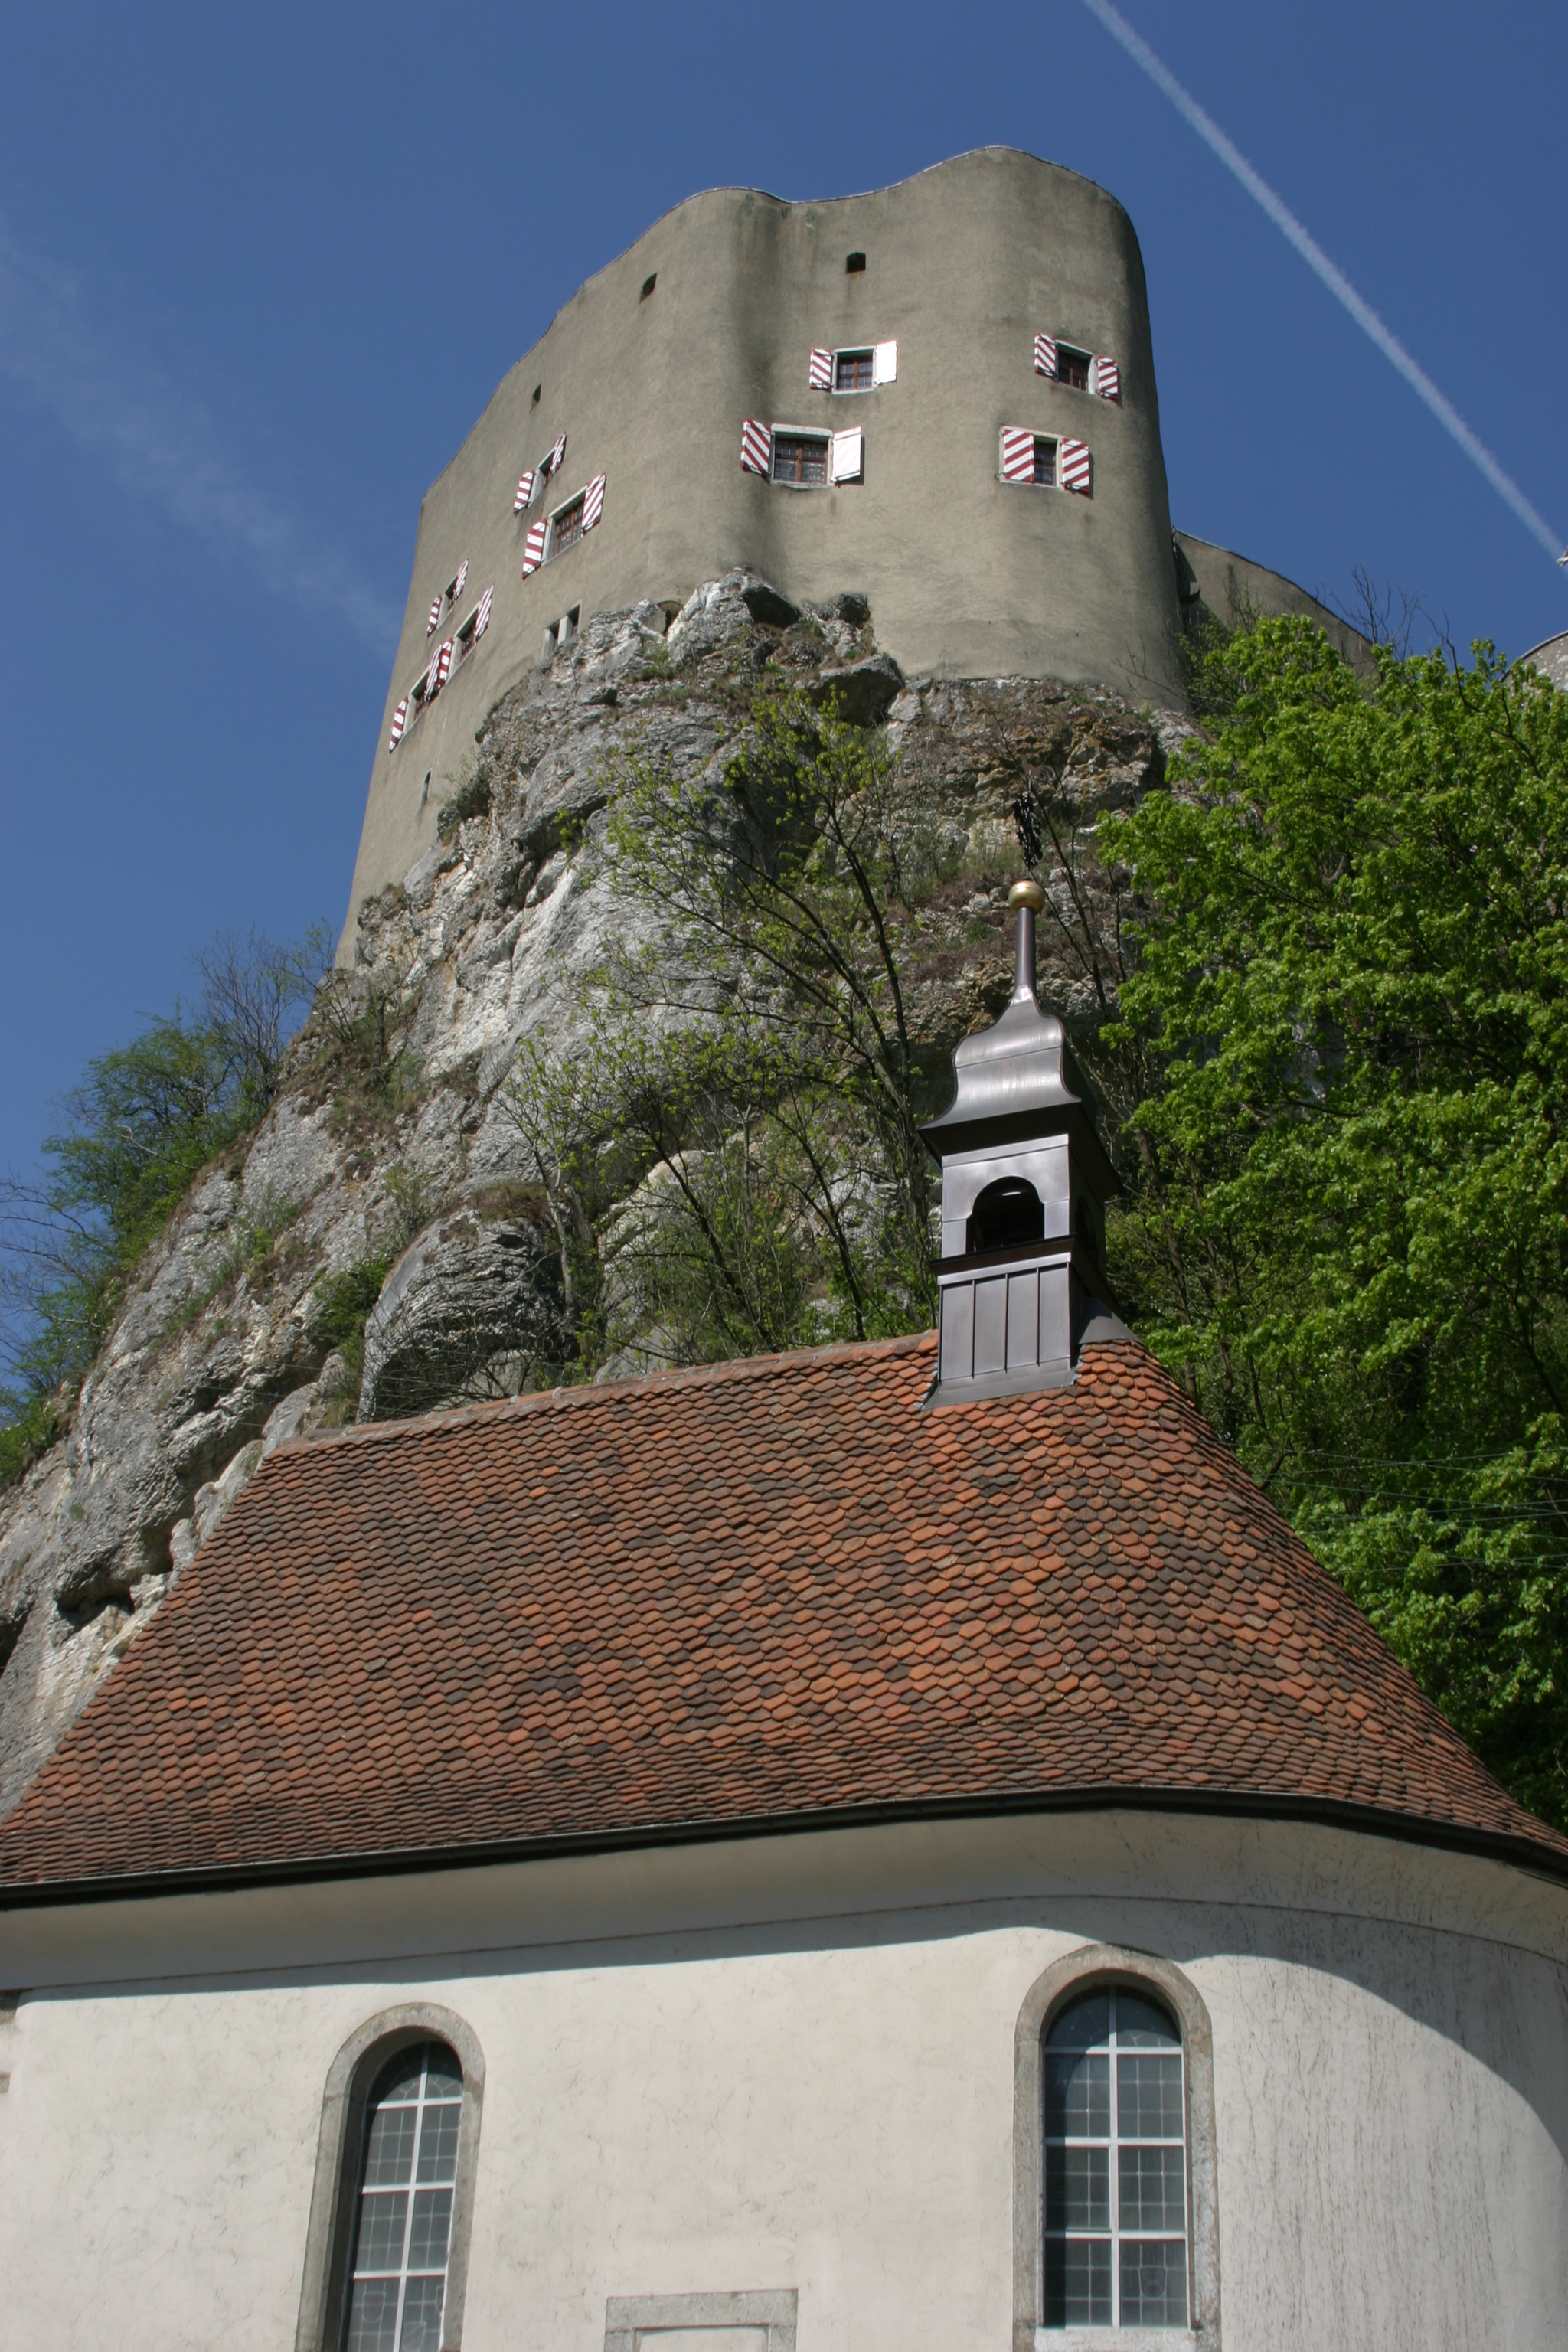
[0,572,1180,1819]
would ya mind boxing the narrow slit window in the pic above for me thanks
[639,273,657,301]
[344,2040,464,2352]
[772,433,829,487]
[845,250,866,273]
[1042,1988,1188,2331]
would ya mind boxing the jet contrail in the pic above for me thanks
[1080,0,1566,567]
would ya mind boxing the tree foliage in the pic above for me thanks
[503,691,951,1374]
[1106,618,1568,1821]
[1,923,331,1481]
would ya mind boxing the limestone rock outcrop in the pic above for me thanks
[0,570,1180,1818]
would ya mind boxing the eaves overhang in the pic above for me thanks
[4,1782,1567,1913]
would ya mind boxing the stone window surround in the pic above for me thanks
[605,2288,799,2352]
[1013,1944,1220,2352]
[294,2001,486,2352]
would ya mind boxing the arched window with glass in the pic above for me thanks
[1043,1985,1188,2330]
[341,2040,466,2352]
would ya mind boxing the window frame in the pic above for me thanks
[1054,343,1093,393]
[546,492,588,562]
[1012,1945,1219,2352]
[833,348,875,394]
[1000,430,1062,491]
[294,2003,486,2352]
[769,426,831,488]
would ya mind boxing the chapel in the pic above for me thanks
[0,891,1563,2352]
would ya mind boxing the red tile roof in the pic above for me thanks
[2,1333,1564,1899]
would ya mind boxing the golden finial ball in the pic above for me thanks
[1008,878,1045,913]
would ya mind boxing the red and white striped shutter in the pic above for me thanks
[522,520,548,574]
[452,559,469,600]
[740,418,772,475]
[426,595,442,635]
[474,585,494,639]
[1034,334,1057,379]
[1000,427,1036,483]
[830,426,863,483]
[388,695,410,751]
[433,639,455,693]
[514,469,536,514]
[1094,356,1120,403]
[808,347,832,390]
[547,432,567,476]
[872,340,897,384]
[583,474,606,531]
[1060,439,1092,494]
[423,648,442,701]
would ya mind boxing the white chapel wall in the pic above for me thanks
[1,1812,1563,2352]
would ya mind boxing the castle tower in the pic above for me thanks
[343,149,1184,935]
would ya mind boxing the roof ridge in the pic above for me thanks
[273,1327,940,1461]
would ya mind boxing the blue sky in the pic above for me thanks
[2,0,1563,1176]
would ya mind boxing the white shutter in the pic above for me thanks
[452,559,469,600]
[872,340,897,385]
[830,427,863,483]
[474,585,494,639]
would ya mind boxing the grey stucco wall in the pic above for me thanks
[1174,529,1375,672]
[341,149,1184,943]
[1523,630,1568,691]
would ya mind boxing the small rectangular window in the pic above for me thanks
[549,495,586,557]
[835,349,874,391]
[1057,345,1091,390]
[772,433,828,487]
[1032,437,1057,486]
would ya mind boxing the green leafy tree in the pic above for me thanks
[501,688,953,1377]
[1106,616,1568,1821]
[1,924,330,1483]
[596,688,946,1321]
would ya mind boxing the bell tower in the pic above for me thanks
[920,879,1122,1403]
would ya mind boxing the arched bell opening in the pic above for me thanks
[968,1176,1045,1257]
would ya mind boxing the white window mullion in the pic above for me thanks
[1109,2004,1121,2329]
